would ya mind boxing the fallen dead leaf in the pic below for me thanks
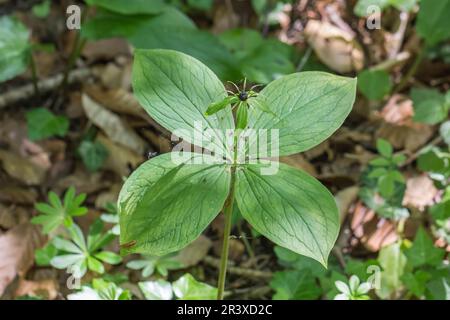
[335,186,359,224]
[0,224,46,296]
[402,175,439,211]
[0,186,38,205]
[96,134,144,178]
[0,150,46,185]
[375,95,434,151]
[350,202,398,252]
[280,154,318,176]
[305,20,364,73]
[176,235,212,268]
[82,94,148,155]
[14,278,58,300]
[0,205,30,229]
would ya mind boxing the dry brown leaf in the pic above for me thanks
[375,94,434,151]
[280,154,317,176]
[85,86,147,119]
[335,186,359,223]
[0,205,30,229]
[55,167,107,195]
[0,224,46,296]
[175,235,212,268]
[402,175,439,211]
[82,38,131,63]
[304,20,364,73]
[0,150,46,185]
[82,94,148,155]
[96,134,144,178]
[94,183,121,209]
[0,186,37,205]
[350,202,398,252]
[14,278,58,300]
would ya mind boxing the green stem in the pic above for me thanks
[217,166,236,300]
[395,46,426,93]
[29,54,40,97]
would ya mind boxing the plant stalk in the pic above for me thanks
[29,54,40,97]
[217,165,236,300]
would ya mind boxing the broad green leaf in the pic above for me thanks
[187,0,214,11]
[82,7,195,40]
[401,270,431,297]
[118,153,230,256]
[357,69,392,101]
[411,88,449,124]
[32,0,51,18]
[132,49,234,157]
[172,274,217,300]
[129,27,239,81]
[85,0,167,15]
[235,162,340,266]
[376,242,407,299]
[417,0,450,46]
[0,15,31,82]
[405,227,445,268]
[270,270,322,300]
[78,140,108,172]
[26,108,69,141]
[219,28,295,84]
[139,280,173,300]
[247,72,356,157]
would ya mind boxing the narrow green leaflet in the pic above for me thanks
[118,153,230,255]
[247,72,356,157]
[0,15,31,82]
[235,162,340,266]
[132,49,234,158]
[405,228,445,268]
[85,0,167,15]
[417,0,450,46]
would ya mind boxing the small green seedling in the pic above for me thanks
[32,187,87,234]
[359,139,408,219]
[334,275,371,300]
[127,253,184,278]
[50,221,121,277]
[119,49,357,299]
[67,279,131,300]
[368,139,406,198]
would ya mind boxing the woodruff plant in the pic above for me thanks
[118,49,357,299]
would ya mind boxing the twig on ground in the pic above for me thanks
[204,256,273,280]
[0,68,92,109]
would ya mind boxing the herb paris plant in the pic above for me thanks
[118,49,357,299]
